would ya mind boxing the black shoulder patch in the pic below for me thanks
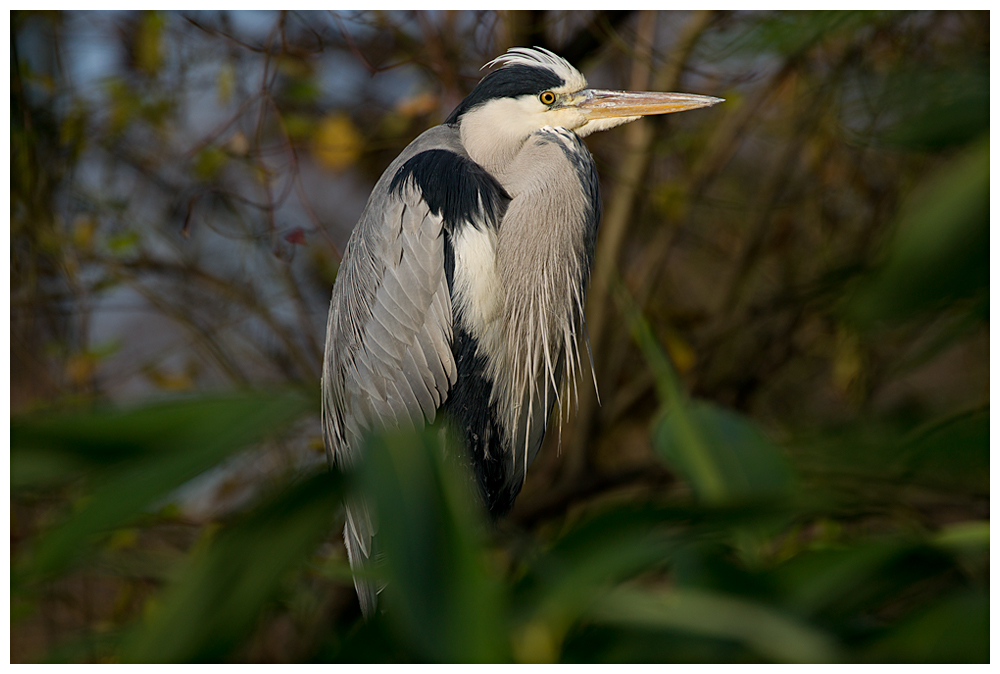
[389,149,510,230]
[445,64,565,124]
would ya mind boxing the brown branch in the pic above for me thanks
[182,93,263,161]
[329,11,379,76]
[565,11,659,483]
[559,11,636,66]
[265,94,343,261]
[274,258,324,377]
[125,277,250,386]
[716,46,860,315]
[185,15,273,55]
[101,254,318,383]
[628,55,809,320]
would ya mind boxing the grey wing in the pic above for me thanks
[321,184,457,616]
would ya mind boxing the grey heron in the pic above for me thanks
[321,47,721,616]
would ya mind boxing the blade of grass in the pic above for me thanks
[590,586,840,663]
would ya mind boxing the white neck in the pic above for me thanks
[458,98,539,177]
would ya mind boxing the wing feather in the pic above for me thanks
[322,185,455,620]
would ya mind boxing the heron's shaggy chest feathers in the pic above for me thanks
[447,125,600,514]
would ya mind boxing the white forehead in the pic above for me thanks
[484,47,589,94]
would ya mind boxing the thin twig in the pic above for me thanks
[102,254,318,382]
[265,94,343,260]
[125,277,250,386]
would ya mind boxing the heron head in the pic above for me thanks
[448,47,722,172]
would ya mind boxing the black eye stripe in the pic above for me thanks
[445,65,564,124]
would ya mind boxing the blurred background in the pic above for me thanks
[10,10,989,663]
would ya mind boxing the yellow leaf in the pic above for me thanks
[308,436,326,454]
[145,365,196,391]
[313,113,363,171]
[217,63,235,105]
[832,327,864,398]
[136,12,165,76]
[106,78,139,135]
[66,352,97,386]
[664,329,697,375]
[396,91,438,118]
[512,620,559,664]
[107,528,139,550]
[59,106,87,155]
[226,131,249,156]
[72,216,98,250]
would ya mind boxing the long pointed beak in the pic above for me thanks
[577,89,724,119]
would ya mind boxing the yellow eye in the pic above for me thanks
[539,91,556,105]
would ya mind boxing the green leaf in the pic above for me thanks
[865,589,988,663]
[895,407,988,493]
[722,11,889,59]
[121,469,345,662]
[12,390,312,578]
[789,408,988,498]
[589,586,840,663]
[135,11,165,76]
[562,623,756,663]
[877,67,988,151]
[653,401,796,505]
[285,78,321,105]
[193,146,229,181]
[768,541,909,616]
[359,427,506,662]
[107,230,140,256]
[931,520,988,555]
[845,135,988,326]
[511,505,678,660]
[614,280,795,505]
[104,77,141,135]
[770,541,958,627]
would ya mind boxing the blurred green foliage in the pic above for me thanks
[845,136,988,326]
[12,392,312,580]
[356,429,505,662]
[10,380,988,662]
[619,280,797,505]
[121,469,345,662]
